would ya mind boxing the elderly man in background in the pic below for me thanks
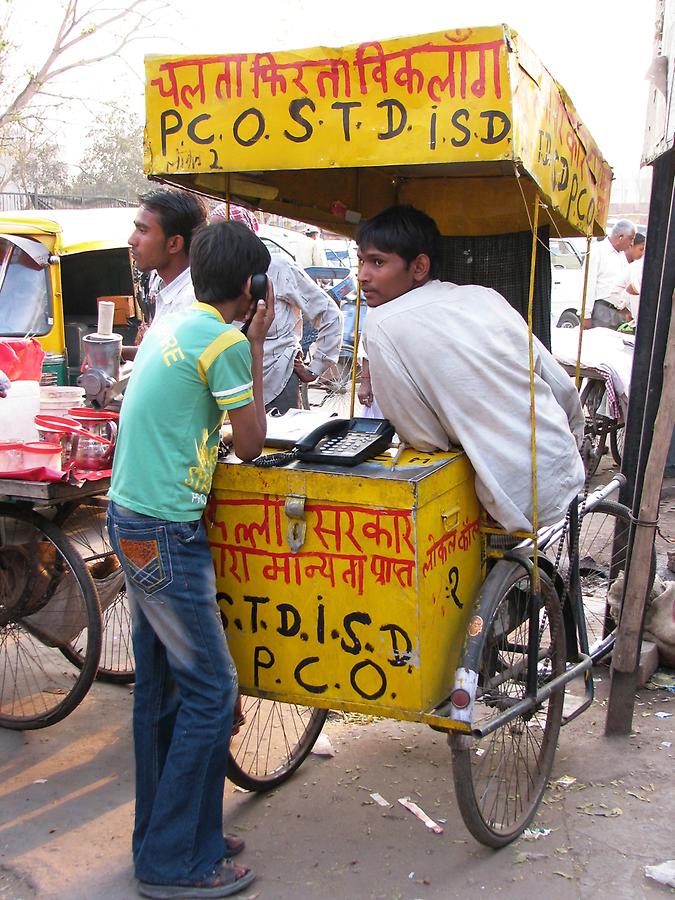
[296,225,328,269]
[210,204,343,413]
[588,219,636,329]
[623,231,646,319]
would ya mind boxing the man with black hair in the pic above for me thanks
[124,188,208,359]
[107,220,274,898]
[356,204,584,534]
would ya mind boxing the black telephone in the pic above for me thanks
[295,417,395,466]
[241,274,269,335]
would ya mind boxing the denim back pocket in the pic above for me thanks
[113,523,173,595]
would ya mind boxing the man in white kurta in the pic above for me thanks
[210,204,343,412]
[587,220,636,328]
[357,205,585,534]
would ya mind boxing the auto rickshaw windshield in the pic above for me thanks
[0,238,51,337]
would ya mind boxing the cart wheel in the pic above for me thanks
[451,562,565,847]
[579,380,609,477]
[227,697,328,790]
[315,358,360,417]
[548,500,656,663]
[609,423,625,466]
[0,503,102,729]
[54,498,135,684]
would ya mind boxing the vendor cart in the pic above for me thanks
[0,474,134,730]
[140,24,645,846]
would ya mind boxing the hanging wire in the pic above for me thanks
[513,163,550,255]
[574,235,593,389]
[526,194,541,592]
[349,275,362,417]
[513,165,592,391]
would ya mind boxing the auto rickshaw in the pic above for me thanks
[140,24,624,847]
[0,207,140,385]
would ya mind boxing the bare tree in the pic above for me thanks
[9,134,71,195]
[74,105,148,199]
[0,0,168,189]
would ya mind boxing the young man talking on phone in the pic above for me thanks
[107,220,274,898]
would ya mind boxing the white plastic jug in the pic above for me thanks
[0,380,40,441]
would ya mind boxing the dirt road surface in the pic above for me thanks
[1,464,673,900]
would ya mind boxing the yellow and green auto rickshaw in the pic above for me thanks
[0,207,140,385]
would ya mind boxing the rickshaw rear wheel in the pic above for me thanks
[547,500,656,663]
[227,698,328,791]
[0,504,102,729]
[579,380,608,477]
[54,498,135,684]
[451,562,565,847]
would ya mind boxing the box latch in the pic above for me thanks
[285,494,307,552]
[441,506,460,532]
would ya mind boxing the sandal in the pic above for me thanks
[138,861,255,898]
[223,833,245,859]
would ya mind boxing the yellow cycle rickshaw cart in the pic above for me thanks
[142,24,622,847]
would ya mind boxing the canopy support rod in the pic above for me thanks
[527,193,541,592]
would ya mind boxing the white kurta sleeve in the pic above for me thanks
[275,261,344,376]
[535,337,585,447]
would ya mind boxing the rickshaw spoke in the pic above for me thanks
[452,562,565,847]
[545,500,656,663]
[0,504,101,729]
[55,498,135,684]
[227,697,328,791]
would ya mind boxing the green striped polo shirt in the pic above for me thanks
[109,302,253,520]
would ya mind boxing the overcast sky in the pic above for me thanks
[166,0,657,178]
[15,0,657,179]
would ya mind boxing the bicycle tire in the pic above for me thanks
[55,498,135,684]
[547,500,656,663]
[0,503,102,729]
[579,380,608,477]
[609,423,625,466]
[227,697,328,791]
[451,561,565,847]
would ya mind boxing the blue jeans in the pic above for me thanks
[107,502,237,885]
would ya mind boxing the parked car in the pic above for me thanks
[551,265,585,327]
[549,237,586,270]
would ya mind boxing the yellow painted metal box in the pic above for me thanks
[207,449,484,721]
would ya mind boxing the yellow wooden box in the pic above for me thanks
[208,448,485,722]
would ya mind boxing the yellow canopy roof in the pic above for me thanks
[0,208,135,255]
[144,25,612,238]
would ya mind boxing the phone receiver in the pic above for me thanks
[296,417,395,466]
[251,273,268,301]
[251,417,394,469]
[295,418,348,453]
[241,274,269,335]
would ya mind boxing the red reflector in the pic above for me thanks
[451,688,471,709]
